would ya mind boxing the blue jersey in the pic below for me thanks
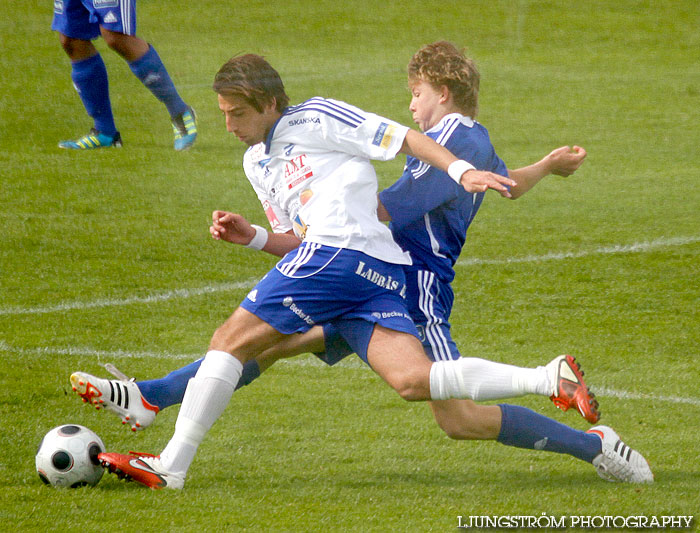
[379,113,507,283]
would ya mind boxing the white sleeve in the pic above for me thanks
[299,98,409,162]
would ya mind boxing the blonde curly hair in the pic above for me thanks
[407,41,480,118]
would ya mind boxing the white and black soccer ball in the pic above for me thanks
[35,424,105,488]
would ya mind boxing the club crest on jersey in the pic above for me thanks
[284,153,313,190]
[372,122,396,149]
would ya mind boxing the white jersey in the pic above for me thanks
[243,97,412,265]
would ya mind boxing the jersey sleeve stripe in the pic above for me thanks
[284,98,366,128]
[434,117,461,146]
[308,97,366,122]
[411,161,431,180]
[410,118,460,180]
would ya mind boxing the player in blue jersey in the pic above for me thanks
[80,51,652,487]
[52,0,197,150]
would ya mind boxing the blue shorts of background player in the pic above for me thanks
[52,0,136,40]
[52,0,197,150]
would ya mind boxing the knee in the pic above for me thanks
[100,29,124,52]
[100,30,147,60]
[59,35,94,60]
[388,367,430,401]
[210,322,236,352]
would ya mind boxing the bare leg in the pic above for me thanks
[59,34,98,61]
[210,307,287,363]
[256,326,326,372]
[99,29,149,61]
[429,400,501,440]
[366,325,433,400]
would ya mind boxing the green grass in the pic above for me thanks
[1,0,699,530]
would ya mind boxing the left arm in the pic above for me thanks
[400,129,515,198]
[508,145,587,199]
[210,211,301,257]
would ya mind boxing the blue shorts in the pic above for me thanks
[52,0,137,40]
[318,267,460,365]
[404,267,460,361]
[240,242,418,363]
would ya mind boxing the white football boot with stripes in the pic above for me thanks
[70,371,159,431]
[587,425,653,483]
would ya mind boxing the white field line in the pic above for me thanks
[456,234,700,267]
[1,341,699,407]
[2,235,698,317]
[0,279,258,316]
[593,386,700,408]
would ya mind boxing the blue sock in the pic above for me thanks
[497,404,602,463]
[128,45,187,118]
[137,359,201,409]
[236,360,261,390]
[71,54,117,136]
[137,359,262,409]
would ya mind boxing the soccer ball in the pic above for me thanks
[35,424,105,488]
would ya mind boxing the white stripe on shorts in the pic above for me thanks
[121,0,132,34]
[417,270,451,361]
[277,242,322,277]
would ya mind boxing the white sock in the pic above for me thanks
[429,357,550,401]
[160,350,243,475]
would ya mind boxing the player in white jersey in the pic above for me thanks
[95,52,652,487]
[241,97,413,264]
[93,53,572,489]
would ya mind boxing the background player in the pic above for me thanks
[52,0,197,150]
[87,52,652,488]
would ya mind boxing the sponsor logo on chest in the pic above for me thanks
[288,117,320,127]
[283,153,313,190]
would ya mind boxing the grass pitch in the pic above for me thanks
[1,1,699,531]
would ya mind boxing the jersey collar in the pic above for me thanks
[264,106,292,154]
[425,113,474,134]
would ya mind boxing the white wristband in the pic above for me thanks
[245,224,269,250]
[447,159,475,183]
